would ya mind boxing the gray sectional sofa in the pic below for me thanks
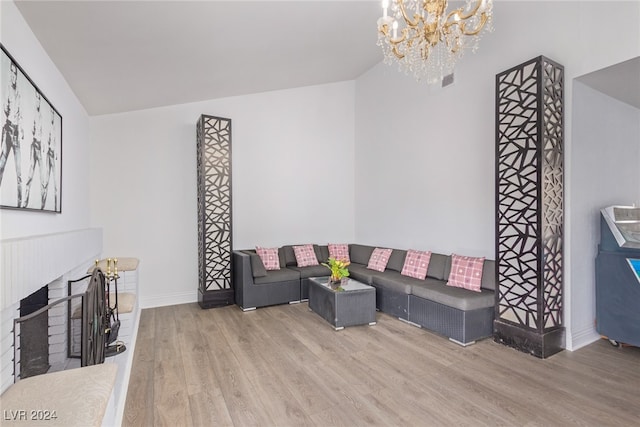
[233,244,495,345]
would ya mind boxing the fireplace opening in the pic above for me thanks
[18,286,49,379]
[13,269,109,382]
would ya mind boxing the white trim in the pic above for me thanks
[567,325,601,351]
[140,291,197,309]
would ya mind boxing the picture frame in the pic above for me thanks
[1,43,62,213]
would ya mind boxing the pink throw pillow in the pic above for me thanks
[255,246,280,271]
[367,248,393,272]
[328,243,350,263]
[401,249,432,280]
[293,244,319,267]
[447,254,485,292]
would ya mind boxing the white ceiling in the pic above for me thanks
[576,57,640,110]
[14,1,640,116]
[15,0,384,116]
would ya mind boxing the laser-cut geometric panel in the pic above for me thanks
[197,115,232,293]
[495,56,564,333]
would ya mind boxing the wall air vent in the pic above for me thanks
[442,73,455,88]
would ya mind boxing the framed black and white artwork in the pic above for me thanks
[1,44,62,213]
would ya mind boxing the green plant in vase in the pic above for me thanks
[322,257,350,287]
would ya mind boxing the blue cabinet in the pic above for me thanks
[595,211,640,346]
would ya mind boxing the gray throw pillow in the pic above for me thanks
[314,245,329,264]
[427,253,449,280]
[387,249,407,272]
[481,259,496,290]
[249,253,267,277]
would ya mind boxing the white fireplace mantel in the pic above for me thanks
[0,228,103,311]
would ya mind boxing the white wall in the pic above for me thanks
[354,1,640,347]
[569,83,640,348]
[90,82,355,308]
[0,0,92,240]
[1,1,99,392]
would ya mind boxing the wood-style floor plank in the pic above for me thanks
[123,302,640,427]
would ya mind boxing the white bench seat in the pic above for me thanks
[0,364,117,426]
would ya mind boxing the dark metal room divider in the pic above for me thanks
[494,56,565,358]
[197,115,234,308]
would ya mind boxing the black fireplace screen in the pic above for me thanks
[13,269,107,381]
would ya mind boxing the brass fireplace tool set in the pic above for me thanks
[98,257,120,280]
[96,258,126,357]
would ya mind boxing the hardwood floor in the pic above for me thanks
[123,303,640,426]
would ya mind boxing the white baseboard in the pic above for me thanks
[140,291,198,309]
[567,325,601,351]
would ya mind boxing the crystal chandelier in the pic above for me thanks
[377,0,493,84]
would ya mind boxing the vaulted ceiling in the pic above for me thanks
[15,1,640,116]
[16,1,383,116]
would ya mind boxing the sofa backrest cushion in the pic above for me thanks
[387,249,407,273]
[481,259,496,291]
[350,244,375,265]
[281,245,297,267]
[315,245,329,264]
[242,250,268,278]
[427,253,451,281]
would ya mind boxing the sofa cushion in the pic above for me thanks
[371,271,415,294]
[348,263,387,285]
[315,245,329,264]
[367,248,393,272]
[447,254,485,292]
[293,244,319,267]
[401,249,432,280]
[350,244,375,265]
[387,249,407,272]
[328,243,350,262]
[481,259,496,291]
[412,281,494,311]
[289,264,329,279]
[254,268,300,285]
[243,250,267,277]
[426,253,450,280]
[256,247,280,270]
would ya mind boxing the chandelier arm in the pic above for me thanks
[391,45,406,60]
[445,0,484,23]
[459,13,488,36]
[390,27,416,59]
[390,27,410,45]
[397,0,421,28]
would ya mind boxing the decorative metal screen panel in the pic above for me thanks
[197,115,232,295]
[495,56,564,333]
